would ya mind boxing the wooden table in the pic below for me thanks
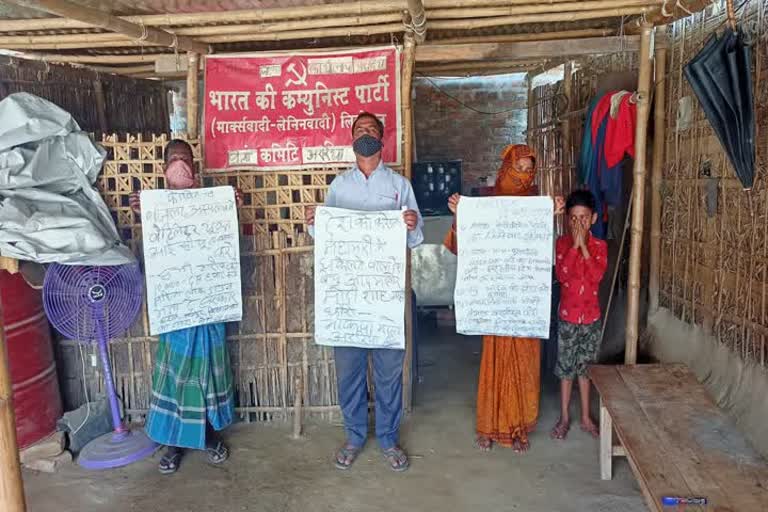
[589,364,768,512]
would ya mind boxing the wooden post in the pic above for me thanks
[186,52,200,139]
[624,23,654,365]
[648,26,667,316]
[292,376,303,439]
[526,75,534,147]
[561,60,573,192]
[0,298,27,512]
[401,34,416,413]
[92,79,108,133]
[599,398,613,480]
[10,0,209,54]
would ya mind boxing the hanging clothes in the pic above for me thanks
[578,97,601,186]
[604,93,637,168]
[577,90,637,239]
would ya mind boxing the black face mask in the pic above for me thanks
[352,134,383,157]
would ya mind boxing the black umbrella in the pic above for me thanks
[684,26,755,190]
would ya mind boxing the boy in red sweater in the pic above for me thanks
[551,190,607,440]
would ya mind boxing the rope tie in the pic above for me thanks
[677,0,694,16]
[138,21,149,42]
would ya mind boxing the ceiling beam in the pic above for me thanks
[8,0,210,54]
[0,1,405,32]
[417,58,548,75]
[416,36,667,63]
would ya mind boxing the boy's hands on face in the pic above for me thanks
[570,217,582,248]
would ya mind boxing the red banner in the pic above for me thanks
[203,46,402,171]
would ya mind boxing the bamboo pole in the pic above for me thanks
[0,13,404,45]
[624,23,655,365]
[186,52,200,140]
[418,59,547,74]
[92,79,108,133]
[429,6,655,30]
[3,40,164,51]
[0,3,663,51]
[561,60,574,188]
[15,53,167,64]
[198,23,406,44]
[0,1,406,32]
[429,0,661,19]
[526,76,534,147]
[89,64,156,76]
[401,34,416,413]
[0,298,27,512]
[7,0,209,54]
[434,28,614,45]
[648,25,667,315]
[292,376,303,439]
[1,25,620,52]
[0,0,660,32]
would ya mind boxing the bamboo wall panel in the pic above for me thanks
[0,55,169,134]
[528,80,574,236]
[55,133,346,422]
[660,1,768,367]
[58,127,409,421]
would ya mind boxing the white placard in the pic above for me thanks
[314,207,407,349]
[454,196,553,338]
[141,186,242,335]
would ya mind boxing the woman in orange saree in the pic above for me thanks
[444,144,542,453]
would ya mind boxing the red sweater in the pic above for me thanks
[555,234,608,325]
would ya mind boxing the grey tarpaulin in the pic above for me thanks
[0,93,134,265]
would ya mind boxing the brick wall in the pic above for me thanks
[413,74,528,191]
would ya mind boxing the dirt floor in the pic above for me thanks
[24,328,645,512]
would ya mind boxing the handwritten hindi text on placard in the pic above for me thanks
[314,207,406,349]
[454,196,553,339]
[141,187,243,336]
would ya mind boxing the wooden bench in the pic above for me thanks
[589,364,768,512]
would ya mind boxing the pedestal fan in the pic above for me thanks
[43,263,157,470]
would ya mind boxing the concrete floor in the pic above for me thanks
[24,329,645,512]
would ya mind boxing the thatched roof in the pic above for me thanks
[0,0,714,78]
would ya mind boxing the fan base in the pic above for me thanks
[78,428,158,470]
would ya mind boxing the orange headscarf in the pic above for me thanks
[443,144,538,254]
[494,144,537,196]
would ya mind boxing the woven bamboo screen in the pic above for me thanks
[528,80,574,236]
[527,52,638,236]
[0,55,169,134]
[61,118,410,421]
[64,133,360,423]
[660,2,768,367]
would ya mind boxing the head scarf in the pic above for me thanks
[495,144,537,196]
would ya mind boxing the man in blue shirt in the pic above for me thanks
[306,112,423,472]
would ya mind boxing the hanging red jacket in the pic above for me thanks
[604,94,637,168]
[590,91,617,144]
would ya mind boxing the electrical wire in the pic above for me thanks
[70,343,92,437]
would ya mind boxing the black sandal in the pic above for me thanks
[206,440,229,465]
[158,447,183,475]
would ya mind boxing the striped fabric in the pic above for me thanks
[145,323,234,450]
